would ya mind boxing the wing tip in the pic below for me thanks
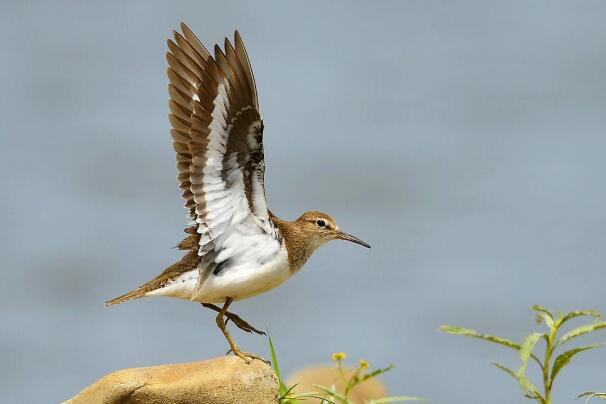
[180,22,191,34]
[234,30,243,44]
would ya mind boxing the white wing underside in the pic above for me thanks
[166,25,283,301]
[189,83,279,300]
[195,83,270,252]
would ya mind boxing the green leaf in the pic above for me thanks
[440,325,522,349]
[516,333,543,398]
[287,392,336,403]
[267,333,290,398]
[531,304,553,316]
[492,362,518,380]
[559,309,602,327]
[577,392,606,402]
[492,362,543,402]
[551,343,606,383]
[556,322,606,348]
[440,325,543,368]
[518,375,542,401]
[313,384,347,403]
[518,333,542,373]
[368,396,428,403]
[283,383,298,397]
[361,365,395,382]
[267,333,281,380]
[532,305,555,329]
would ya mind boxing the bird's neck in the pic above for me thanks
[270,212,322,273]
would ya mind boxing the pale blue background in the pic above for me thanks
[1,1,606,403]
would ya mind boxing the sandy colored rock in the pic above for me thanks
[286,366,386,403]
[65,356,278,404]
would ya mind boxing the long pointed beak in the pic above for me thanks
[336,231,371,248]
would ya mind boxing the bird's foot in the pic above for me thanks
[201,303,265,335]
[225,348,270,364]
[224,312,265,335]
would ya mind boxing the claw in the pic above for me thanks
[225,348,269,364]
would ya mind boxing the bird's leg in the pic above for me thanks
[213,298,267,364]
[201,303,265,335]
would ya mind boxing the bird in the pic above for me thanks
[106,23,370,363]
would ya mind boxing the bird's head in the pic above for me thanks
[295,211,371,250]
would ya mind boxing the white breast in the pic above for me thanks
[146,245,292,303]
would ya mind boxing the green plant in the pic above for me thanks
[268,333,326,403]
[268,335,425,403]
[313,352,425,404]
[441,305,606,404]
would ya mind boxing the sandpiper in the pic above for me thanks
[106,23,370,362]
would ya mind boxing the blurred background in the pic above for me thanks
[2,1,606,402]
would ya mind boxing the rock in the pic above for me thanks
[286,366,386,403]
[65,356,278,404]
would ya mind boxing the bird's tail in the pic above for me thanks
[105,249,201,307]
[105,287,146,306]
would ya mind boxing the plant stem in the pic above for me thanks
[336,360,348,399]
[542,328,557,404]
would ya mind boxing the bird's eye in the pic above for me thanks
[316,219,326,228]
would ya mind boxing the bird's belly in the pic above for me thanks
[200,255,291,303]
[147,250,292,303]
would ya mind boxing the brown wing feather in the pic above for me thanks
[167,23,269,254]
[166,30,209,218]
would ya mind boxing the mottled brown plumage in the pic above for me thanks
[271,211,339,272]
[176,233,201,251]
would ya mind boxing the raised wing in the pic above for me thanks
[167,23,274,256]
